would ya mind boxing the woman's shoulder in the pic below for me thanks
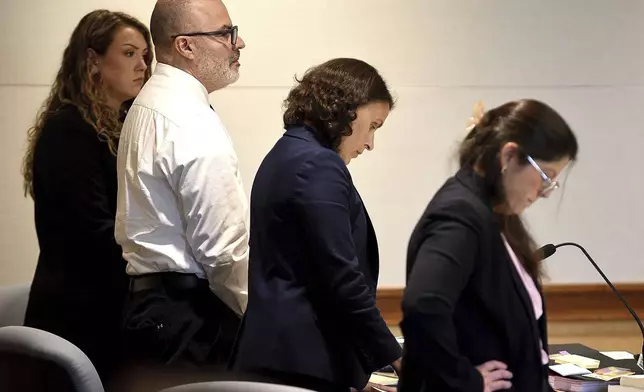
[421,175,494,228]
[32,105,114,165]
[299,149,351,188]
[40,104,100,144]
[45,104,90,128]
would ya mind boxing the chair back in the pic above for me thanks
[159,381,316,392]
[0,326,104,392]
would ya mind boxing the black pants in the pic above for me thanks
[122,273,240,367]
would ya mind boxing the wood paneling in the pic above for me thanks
[376,288,406,326]
[387,320,642,354]
[376,283,644,325]
[548,320,642,353]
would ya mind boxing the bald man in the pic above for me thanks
[115,0,248,366]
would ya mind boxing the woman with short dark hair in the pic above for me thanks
[232,58,401,392]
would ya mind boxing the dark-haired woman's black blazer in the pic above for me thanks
[232,125,402,390]
[399,166,553,392]
[24,104,129,383]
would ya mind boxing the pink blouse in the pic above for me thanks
[501,234,549,365]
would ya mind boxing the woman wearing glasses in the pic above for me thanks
[399,99,578,392]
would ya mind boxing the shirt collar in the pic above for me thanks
[455,165,496,211]
[153,62,210,105]
[283,125,321,145]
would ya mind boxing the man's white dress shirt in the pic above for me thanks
[115,63,249,315]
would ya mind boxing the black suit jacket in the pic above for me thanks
[399,166,552,392]
[233,125,401,389]
[24,105,129,382]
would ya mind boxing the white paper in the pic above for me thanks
[549,363,592,377]
[601,351,635,360]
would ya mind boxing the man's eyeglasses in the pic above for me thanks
[526,155,559,197]
[171,25,238,46]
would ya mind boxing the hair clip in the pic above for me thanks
[466,100,485,132]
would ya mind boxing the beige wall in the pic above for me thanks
[2,0,644,286]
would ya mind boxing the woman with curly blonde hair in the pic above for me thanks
[22,9,152,383]
[232,58,401,392]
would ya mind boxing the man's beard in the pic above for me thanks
[204,53,240,92]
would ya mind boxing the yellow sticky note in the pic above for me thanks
[369,373,398,386]
[554,354,600,369]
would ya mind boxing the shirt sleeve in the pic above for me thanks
[294,151,402,374]
[401,218,483,392]
[165,116,249,316]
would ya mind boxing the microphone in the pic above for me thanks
[535,244,556,261]
[535,242,644,371]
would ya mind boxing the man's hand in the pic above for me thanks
[475,360,513,392]
[351,382,397,392]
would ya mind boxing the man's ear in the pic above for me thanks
[174,37,196,60]
[172,37,194,59]
[87,48,100,74]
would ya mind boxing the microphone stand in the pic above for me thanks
[555,242,644,371]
